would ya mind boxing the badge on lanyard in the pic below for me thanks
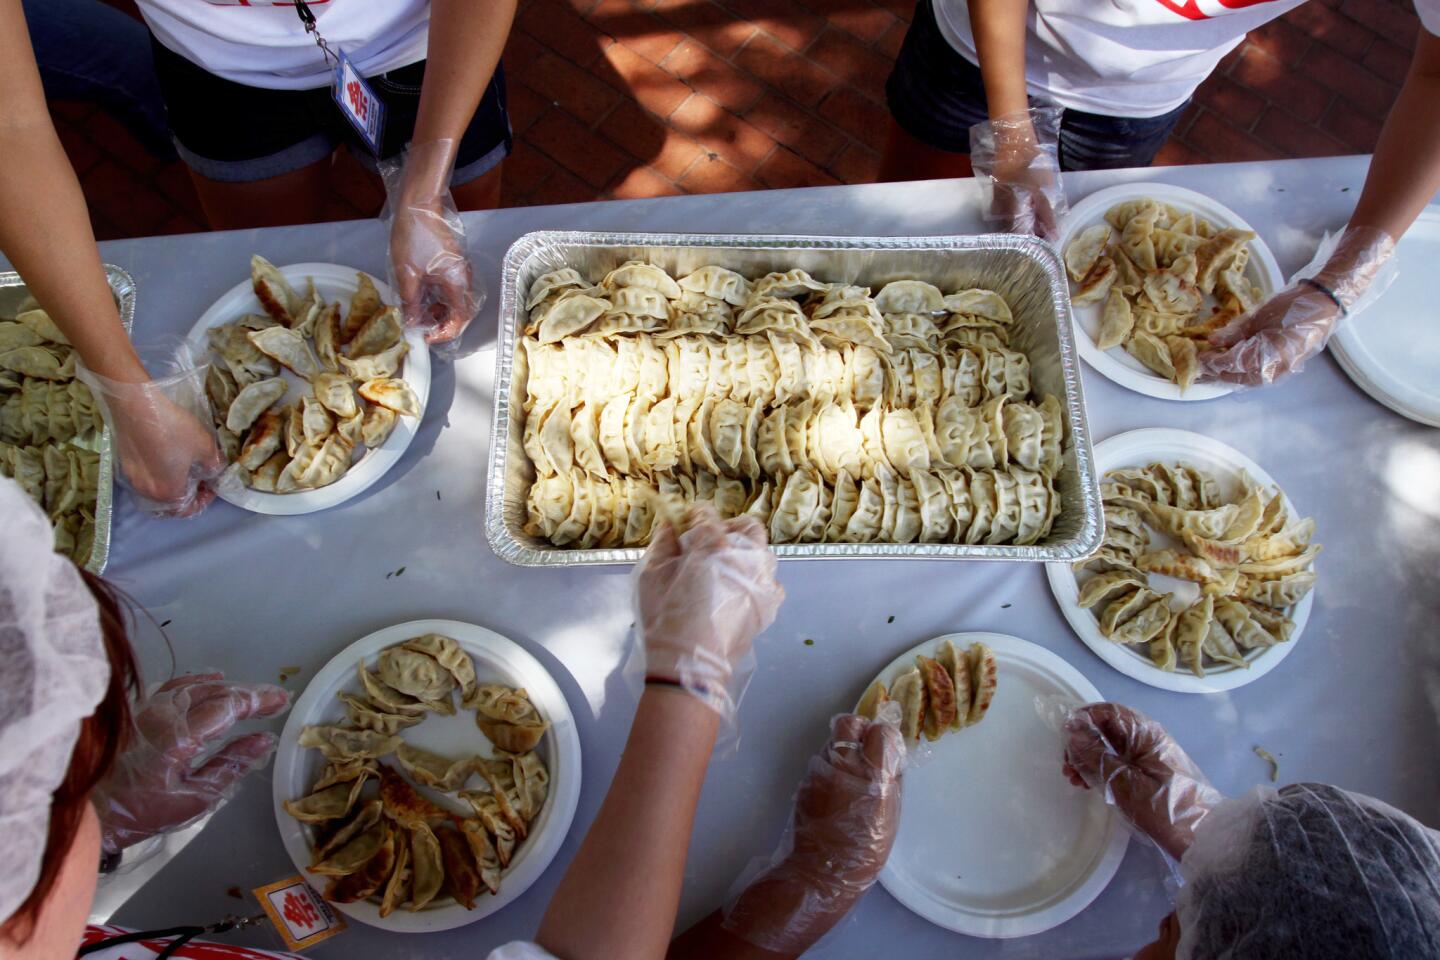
[293,0,386,154]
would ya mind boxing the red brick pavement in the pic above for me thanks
[50,0,1425,239]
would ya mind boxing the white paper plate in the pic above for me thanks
[272,619,582,933]
[1056,183,1285,402]
[1330,205,1440,428]
[1046,428,1314,694]
[872,632,1128,939]
[186,262,431,515]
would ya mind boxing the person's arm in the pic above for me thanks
[0,0,145,383]
[412,0,517,146]
[969,0,1030,121]
[535,688,720,960]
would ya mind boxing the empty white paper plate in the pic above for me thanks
[1046,428,1314,693]
[1330,205,1440,428]
[1056,183,1284,403]
[872,632,1127,938]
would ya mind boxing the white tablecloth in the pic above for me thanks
[56,155,1440,957]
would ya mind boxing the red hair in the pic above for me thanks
[4,569,139,942]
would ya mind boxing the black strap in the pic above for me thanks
[1300,276,1348,317]
[77,925,204,957]
[293,0,317,30]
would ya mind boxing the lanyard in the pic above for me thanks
[290,0,386,153]
[293,0,339,67]
[76,915,267,960]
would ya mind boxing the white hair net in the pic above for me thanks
[1177,783,1440,959]
[0,477,109,926]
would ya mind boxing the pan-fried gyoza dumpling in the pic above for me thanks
[326,822,398,903]
[964,642,998,726]
[395,743,476,793]
[310,372,359,419]
[209,323,278,387]
[348,305,404,358]
[309,819,387,878]
[278,434,351,492]
[1125,329,1176,380]
[475,712,549,753]
[678,265,749,306]
[1098,587,1161,637]
[314,301,342,373]
[403,634,477,702]
[297,724,401,762]
[1211,597,1279,651]
[460,818,503,895]
[358,665,427,716]
[237,408,284,471]
[1079,568,1147,609]
[602,260,682,299]
[378,764,449,829]
[469,683,543,724]
[1138,548,1218,583]
[1112,595,1174,646]
[378,646,457,703]
[1119,201,1161,271]
[437,826,483,910]
[225,377,286,434]
[338,693,422,736]
[1065,223,1113,282]
[378,832,411,918]
[358,377,421,418]
[1237,570,1316,608]
[875,279,944,315]
[288,284,323,337]
[462,791,518,866]
[935,640,970,730]
[310,798,381,863]
[857,679,889,720]
[282,774,370,823]
[248,325,320,378]
[301,395,333,446]
[1072,256,1118,306]
[361,404,397,448]
[251,255,301,323]
[889,667,926,743]
[916,653,957,740]
[1194,228,1256,295]
[536,292,609,344]
[344,272,383,342]
[1096,287,1134,351]
[408,821,445,911]
[205,363,239,422]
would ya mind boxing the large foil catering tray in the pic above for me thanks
[487,232,1102,566]
[0,264,133,573]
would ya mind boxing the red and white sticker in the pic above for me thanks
[253,877,347,952]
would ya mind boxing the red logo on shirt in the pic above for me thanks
[1152,0,1277,19]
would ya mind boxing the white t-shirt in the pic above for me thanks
[933,0,1440,118]
[136,0,430,90]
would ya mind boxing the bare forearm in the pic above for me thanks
[537,688,720,960]
[412,0,516,146]
[1338,32,1440,267]
[0,0,144,381]
[969,0,1030,120]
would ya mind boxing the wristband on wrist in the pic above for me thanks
[1300,277,1348,317]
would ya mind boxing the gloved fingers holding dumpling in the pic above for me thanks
[1062,702,1223,861]
[632,502,784,723]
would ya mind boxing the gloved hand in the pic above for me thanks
[76,362,226,517]
[382,139,481,351]
[970,106,1067,244]
[721,709,905,954]
[93,673,290,853]
[1063,702,1224,862]
[632,503,784,723]
[1200,225,1396,386]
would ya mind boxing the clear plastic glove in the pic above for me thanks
[721,708,905,954]
[381,139,482,353]
[1062,702,1224,862]
[632,503,784,724]
[1199,225,1397,386]
[76,360,225,517]
[970,106,1068,244]
[93,673,290,853]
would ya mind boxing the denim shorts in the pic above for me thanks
[885,0,1189,171]
[151,38,512,185]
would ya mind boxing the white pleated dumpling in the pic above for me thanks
[875,279,945,315]
[678,265,750,306]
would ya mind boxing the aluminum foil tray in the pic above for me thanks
[487,232,1102,566]
[0,264,132,573]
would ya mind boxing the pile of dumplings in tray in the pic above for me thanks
[519,261,1068,549]
[283,634,551,914]
[204,256,421,494]
[1074,461,1320,678]
[0,303,103,563]
[1065,200,1264,392]
[858,638,997,745]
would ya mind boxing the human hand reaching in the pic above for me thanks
[633,503,784,722]
[721,710,905,954]
[1063,702,1223,861]
[970,107,1067,243]
[93,673,290,853]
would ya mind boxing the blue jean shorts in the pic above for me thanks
[885,0,1189,170]
[151,37,512,185]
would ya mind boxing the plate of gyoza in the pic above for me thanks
[1057,184,1285,402]
[858,632,1129,938]
[188,257,429,515]
[272,619,581,932]
[1047,428,1319,693]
